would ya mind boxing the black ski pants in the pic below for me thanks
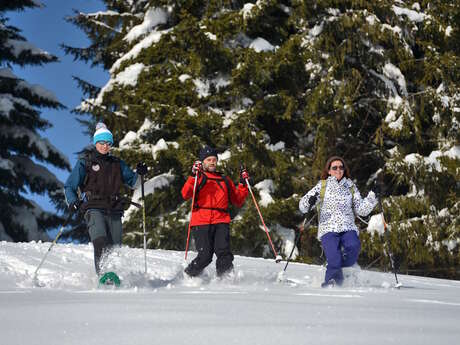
[185,223,234,277]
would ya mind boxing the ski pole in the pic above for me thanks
[378,193,401,287]
[283,212,317,272]
[246,178,282,263]
[141,174,147,274]
[184,174,199,260]
[283,222,303,272]
[33,210,74,281]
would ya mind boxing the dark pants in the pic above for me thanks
[321,231,361,285]
[84,209,122,275]
[185,223,234,277]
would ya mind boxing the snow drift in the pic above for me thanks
[0,242,459,345]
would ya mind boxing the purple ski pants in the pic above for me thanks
[320,230,361,285]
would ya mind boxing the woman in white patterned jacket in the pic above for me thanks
[299,156,378,287]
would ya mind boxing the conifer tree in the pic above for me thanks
[65,1,459,278]
[0,1,70,241]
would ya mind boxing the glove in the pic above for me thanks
[191,160,202,176]
[239,166,250,185]
[373,181,383,198]
[308,193,318,206]
[136,162,148,176]
[68,200,81,213]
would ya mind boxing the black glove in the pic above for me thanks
[373,180,385,198]
[308,193,318,206]
[68,200,81,213]
[239,166,251,186]
[191,160,202,176]
[136,162,148,176]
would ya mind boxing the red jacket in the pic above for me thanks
[181,172,248,226]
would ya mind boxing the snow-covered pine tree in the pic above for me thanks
[65,1,459,278]
[295,0,459,278]
[360,0,460,278]
[0,1,70,241]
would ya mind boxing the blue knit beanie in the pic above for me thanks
[93,123,113,145]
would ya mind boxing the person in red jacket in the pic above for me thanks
[182,146,250,277]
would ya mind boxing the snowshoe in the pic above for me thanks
[98,271,121,287]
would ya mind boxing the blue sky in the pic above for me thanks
[8,0,109,212]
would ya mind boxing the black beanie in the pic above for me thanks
[199,146,218,161]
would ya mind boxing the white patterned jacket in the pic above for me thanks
[299,176,378,240]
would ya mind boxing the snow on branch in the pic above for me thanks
[95,63,146,105]
[249,37,276,52]
[0,68,59,106]
[16,80,59,104]
[383,63,407,95]
[10,155,63,192]
[87,18,121,33]
[404,146,460,172]
[392,5,430,23]
[110,29,171,73]
[0,68,16,79]
[118,118,179,158]
[12,200,51,241]
[124,7,168,43]
[368,64,411,121]
[0,93,35,117]
[0,158,14,171]
[241,3,256,19]
[0,95,16,118]
[254,179,275,207]
[85,10,138,18]
[5,39,52,59]
[2,125,69,167]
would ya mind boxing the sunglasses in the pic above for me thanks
[97,141,112,147]
[330,165,344,171]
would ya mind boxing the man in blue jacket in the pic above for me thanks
[64,123,147,275]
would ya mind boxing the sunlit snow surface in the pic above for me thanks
[1,241,459,345]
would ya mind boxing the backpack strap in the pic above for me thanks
[193,172,232,213]
[220,175,232,206]
[194,173,208,199]
[81,150,94,187]
[316,179,327,215]
[350,184,356,217]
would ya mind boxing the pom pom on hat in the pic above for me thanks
[93,122,113,145]
[95,122,107,131]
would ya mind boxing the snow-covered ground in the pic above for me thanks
[1,242,459,345]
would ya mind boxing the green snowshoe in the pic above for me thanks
[98,271,121,287]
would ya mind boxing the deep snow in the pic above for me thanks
[1,241,459,345]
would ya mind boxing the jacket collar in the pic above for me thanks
[78,145,112,161]
[327,175,352,188]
